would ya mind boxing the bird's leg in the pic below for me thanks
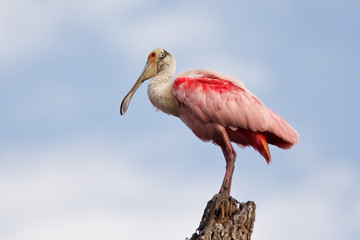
[219,146,236,195]
[218,130,237,196]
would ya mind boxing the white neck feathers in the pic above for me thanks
[147,55,179,117]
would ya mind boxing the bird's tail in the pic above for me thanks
[255,134,271,164]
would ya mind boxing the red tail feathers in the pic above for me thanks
[256,134,271,164]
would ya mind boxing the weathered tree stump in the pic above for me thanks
[187,193,256,240]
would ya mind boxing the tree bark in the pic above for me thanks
[187,193,256,240]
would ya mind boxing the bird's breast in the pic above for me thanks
[148,79,180,117]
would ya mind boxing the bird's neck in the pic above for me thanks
[148,67,179,117]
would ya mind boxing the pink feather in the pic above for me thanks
[173,69,299,162]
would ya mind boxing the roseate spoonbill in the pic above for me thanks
[120,48,299,195]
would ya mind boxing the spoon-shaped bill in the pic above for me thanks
[120,60,156,115]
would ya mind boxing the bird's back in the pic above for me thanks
[173,69,299,157]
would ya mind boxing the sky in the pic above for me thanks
[1,0,359,239]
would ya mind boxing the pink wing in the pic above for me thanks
[173,69,299,149]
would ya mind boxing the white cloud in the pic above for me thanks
[0,1,221,66]
[0,0,270,93]
[253,164,360,240]
[1,135,359,240]
[0,0,146,66]
[0,136,216,240]
[0,1,57,65]
[113,7,220,58]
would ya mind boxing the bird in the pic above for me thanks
[120,48,299,196]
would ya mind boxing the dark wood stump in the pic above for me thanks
[187,193,256,240]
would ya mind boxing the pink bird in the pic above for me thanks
[120,48,299,195]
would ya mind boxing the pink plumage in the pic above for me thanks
[120,49,299,196]
[173,69,299,163]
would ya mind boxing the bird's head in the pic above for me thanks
[120,48,174,115]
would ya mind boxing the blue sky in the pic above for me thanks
[1,0,359,239]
